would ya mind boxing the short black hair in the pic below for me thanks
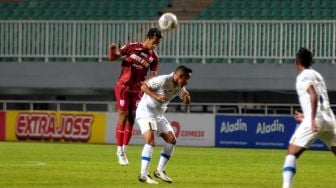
[175,65,192,77]
[296,47,313,68]
[147,28,162,39]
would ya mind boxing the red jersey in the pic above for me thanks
[111,42,159,92]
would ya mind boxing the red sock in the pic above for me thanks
[116,124,124,146]
[123,124,134,146]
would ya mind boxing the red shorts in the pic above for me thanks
[114,84,142,112]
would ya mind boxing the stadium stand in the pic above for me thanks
[0,0,335,65]
[198,0,336,20]
[0,0,336,107]
[0,0,168,20]
[1,0,336,21]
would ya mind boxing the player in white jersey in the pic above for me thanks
[136,65,192,184]
[282,48,336,188]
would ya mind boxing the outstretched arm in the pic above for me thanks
[307,85,318,132]
[108,43,119,61]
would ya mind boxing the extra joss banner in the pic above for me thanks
[5,111,106,143]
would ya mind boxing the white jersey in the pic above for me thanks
[296,68,334,120]
[136,72,185,118]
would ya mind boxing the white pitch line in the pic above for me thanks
[0,161,47,167]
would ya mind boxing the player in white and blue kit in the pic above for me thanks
[136,65,192,184]
[282,48,336,188]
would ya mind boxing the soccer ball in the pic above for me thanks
[158,12,178,31]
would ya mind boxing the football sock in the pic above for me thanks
[123,124,134,148]
[116,123,124,154]
[282,154,296,188]
[141,144,153,176]
[157,143,175,172]
[122,145,127,153]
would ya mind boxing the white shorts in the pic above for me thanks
[136,116,175,135]
[289,117,336,148]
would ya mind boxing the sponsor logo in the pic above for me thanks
[256,119,284,134]
[130,54,149,67]
[220,119,247,133]
[141,52,148,57]
[16,112,94,141]
[132,120,205,139]
[171,121,181,137]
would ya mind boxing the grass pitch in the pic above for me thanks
[0,142,335,188]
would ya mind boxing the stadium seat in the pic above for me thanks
[0,0,168,20]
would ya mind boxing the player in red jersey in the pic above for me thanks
[108,28,162,166]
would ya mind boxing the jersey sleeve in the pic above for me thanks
[115,43,132,56]
[300,72,314,91]
[146,75,164,90]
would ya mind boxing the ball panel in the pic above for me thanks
[158,12,178,31]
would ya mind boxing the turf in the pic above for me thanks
[0,142,335,188]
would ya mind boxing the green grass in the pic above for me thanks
[0,142,335,188]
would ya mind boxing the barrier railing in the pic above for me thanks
[0,100,325,115]
[0,20,335,63]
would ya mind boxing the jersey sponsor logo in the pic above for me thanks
[141,52,148,57]
[15,112,93,141]
[130,54,150,68]
[256,119,284,134]
[220,119,247,133]
[132,64,143,70]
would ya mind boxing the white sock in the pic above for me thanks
[282,155,296,188]
[157,143,175,172]
[141,144,153,176]
[122,145,127,153]
[117,146,123,155]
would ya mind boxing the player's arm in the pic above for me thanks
[149,54,159,78]
[180,87,191,105]
[108,43,119,61]
[140,81,166,103]
[294,111,304,122]
[307,84,318,132]
[108,43,131,61]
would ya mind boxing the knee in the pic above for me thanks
[118,112,127,124]
[168,137,176,145]
[146,140,156,146]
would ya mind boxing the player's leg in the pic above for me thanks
[154,117,175,183]
[282,145,305,188]
[114,85,129,165]
[115,109,128,165]
[331,146,336,155]
[282,121,317,188]
[122,92,141,157]
[137,117,159,184]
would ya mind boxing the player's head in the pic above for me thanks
[173,65,192,87]
[295,47,313,70]
[144,28,162,50]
